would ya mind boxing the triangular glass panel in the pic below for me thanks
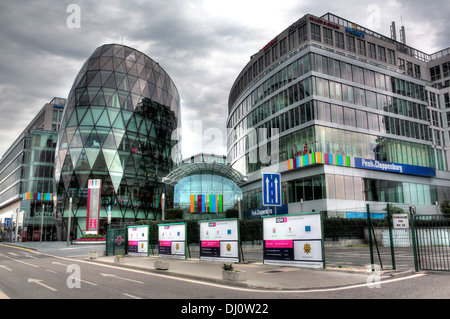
[90,88,105,105]
[95,127,110,145]
[100,71,113,85]
[117,74,129,91]
[85,148,101,169]
[79,127,93,145]
[102,58,114,71]
[109,152,123,172]
[90,106,104,124]
[114,46,125,59]
[102,130,117,150]
[125,48,135,61]
[126,116,137,132]
[85,128,100,148]
[114,72,126,88]
[121,110,132,126]
[112,112,125,129]
[96,109,111,127]
[131,93,141,109]
[67,111,78,127]
[69,148,83,169]
[70,128,83,148]
[76,107,88,124]
[102,149,117,170]
[88,57,100,71]
[77,89,89,106]
[74,149,90,171]
[112,128,125,147]
[75,173,90,190]
[91,149,106,172]
[136,62,145,79]
[109,171,123,193]
[127,75,138,90]
[107,90,121,108]
[79,109,94,126]
[102,45,114,56]
[102,72,116,89]
[59,131,69,149]
[134,115,143,128]
[87,87,101,104]
[58,149,68,171]
[131,79,141,95]
[107,108,120,125]
[139,119,147,135]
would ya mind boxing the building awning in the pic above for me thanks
[162,162,247,186]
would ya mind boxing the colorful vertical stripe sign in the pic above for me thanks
[190,194,223,213]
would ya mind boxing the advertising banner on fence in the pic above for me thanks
[127,225,149,256]
[263,212,324,268]
[199,219,240,262]
[158,223,186,259]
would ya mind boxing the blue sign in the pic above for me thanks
[262,173,282,206]
[4,218,11,227]
[346,27,366,38]
[354,158,436,177]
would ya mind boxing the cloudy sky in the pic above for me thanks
[0,0,448,159]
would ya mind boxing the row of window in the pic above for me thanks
[242,174,449,211]
[228,52,427,129]
[430,62,450,81]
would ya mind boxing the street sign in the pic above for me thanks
[392,214,409,229]
[262,173,282,206]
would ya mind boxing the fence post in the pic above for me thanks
[366,204,375,272]
[409,207,419,272]
[387,204,396,270]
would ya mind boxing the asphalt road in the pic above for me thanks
[0,243,449,311]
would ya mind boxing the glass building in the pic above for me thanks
[0,98,65,241]
[163,153,245,219]
[55,44,181,237]
[227,13,450,217]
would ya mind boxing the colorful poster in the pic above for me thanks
[263,213,323,268]
[158,223,186,259]
[86,179,101,234]
[127,225,149,256]
[199,219,239,262]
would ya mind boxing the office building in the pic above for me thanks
[227,13,450,217]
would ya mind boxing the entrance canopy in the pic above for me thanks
[162,162,247,186]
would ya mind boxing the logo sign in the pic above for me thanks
[262,173,282,207]
[354,158,436,177]
[86,179,101,234]
[346,24,366,38]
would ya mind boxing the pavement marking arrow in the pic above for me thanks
[27,278,57,292]
[100,273,144,284]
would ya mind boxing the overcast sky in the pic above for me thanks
[0,0,448,160]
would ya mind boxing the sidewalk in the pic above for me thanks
[6,241,412,291]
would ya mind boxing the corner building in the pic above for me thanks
[55,44,181,237]
[227,13,450,217]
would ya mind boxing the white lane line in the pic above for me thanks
[4,255,39,268]
[100,273,144,284]
[123,293,142,299]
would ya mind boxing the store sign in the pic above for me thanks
[354,158,436,177]
[263,37,277,51]
[346,24,366,38]
[309,16,340,30]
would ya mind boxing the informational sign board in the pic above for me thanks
[263,212,324,268]
[86,179,101,234]
[199,219,240,262]
[392,214,409,229]
[127,225,149,256]
[262,173,282,206]
[158,223,186,259]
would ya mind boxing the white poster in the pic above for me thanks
[127,225,149,256]
[158,223,186,259]
[263,213,323,268]
[199,219,239,262]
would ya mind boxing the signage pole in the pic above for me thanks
[67,198,72,246]
[40,205,45,243]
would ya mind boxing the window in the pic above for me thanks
[368,43,376,59]
[265,51,270,68]
[414,64,421,79]
[298,24,307,43]
[335,31,344,49]
[346,35,355,52]
[387,49,395,64]
[443,62,450,78]
[407,62,414,76]
[280,37,287,56]
[289,32,295,51]
[357,39,366,56]
[378,46,386,62]
[323,27,333,45]
[311,23,321,42]
[272,44,278,63]
[430,65,441,81]
[398,58,405,71]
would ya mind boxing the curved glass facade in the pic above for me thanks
[55,44,181,235]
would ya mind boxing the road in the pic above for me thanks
[0,243,449,311]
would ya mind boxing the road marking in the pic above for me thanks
[0,265,12,271]
[0,244,35,252]
[123,293,141,299]
[100,273,144,284]
[4,255,39,268]
[27,278,57,292]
